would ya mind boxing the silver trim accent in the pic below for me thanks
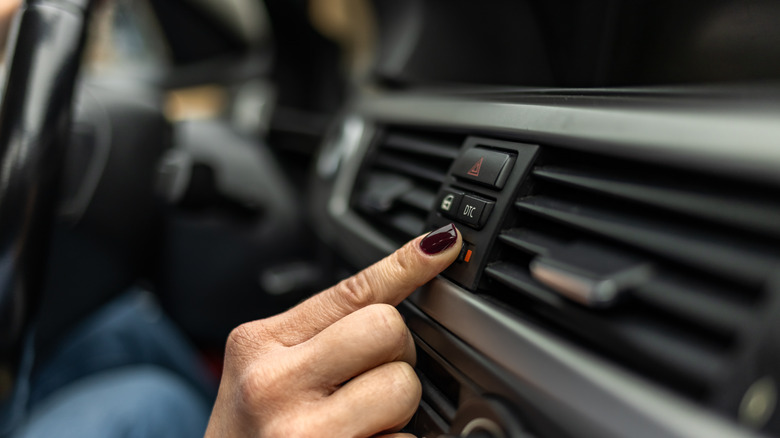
[326,115,397,255]
[529,257,620,306]
[528,256,652,307]
[462,418,505,438]
[410,278,760,438]
[739,377,777,430]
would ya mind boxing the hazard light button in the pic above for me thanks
[451,147,515,189]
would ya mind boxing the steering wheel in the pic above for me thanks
[0,0,94,399]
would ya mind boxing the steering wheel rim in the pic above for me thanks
[0,0,94,400]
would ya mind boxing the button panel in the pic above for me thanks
[451,147,515,189]
[427,137,540,291]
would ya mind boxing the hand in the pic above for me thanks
[205,224,461,438]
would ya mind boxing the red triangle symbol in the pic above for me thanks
[467,157,483,177]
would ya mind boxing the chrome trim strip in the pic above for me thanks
[326,115,397,255]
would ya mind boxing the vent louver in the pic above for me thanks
[484,149,780,401]
[353,128,462,244]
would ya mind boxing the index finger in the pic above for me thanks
[264,223,461,346]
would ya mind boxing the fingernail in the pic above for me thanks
[420,223,458,255]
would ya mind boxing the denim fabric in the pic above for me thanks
[2,289,216,438]
[12,367,210,438]
[29,289,216,405]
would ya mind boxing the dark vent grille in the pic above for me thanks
[353,128,462,244]
[484,149,780,401]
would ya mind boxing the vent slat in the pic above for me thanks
[374,153,447,184]
[615,320,726,386]
[484,262,562,306]
[387,212,426,239]
[484,147,778,403]
[632,276,752,335]
[515,196,779,288]
[498,229,564,256]
[499,228,748,333]
[398,187,437,212]
[354,204,425,240]
[534,166,780,238]
[384,133,460,160]
[485,262,727,389]
[354,128,462,245]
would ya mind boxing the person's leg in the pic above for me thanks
[30,288,216,405]
[12,367,210,438]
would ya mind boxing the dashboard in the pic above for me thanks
[300,2,780,435]
[311,88,780,437]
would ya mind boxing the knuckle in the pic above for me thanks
[388,243,424,286]
[365,304,408,345]
[334,273,375,309]
[226,321,275,358]
[393,244,417,275]
[388,241,431,289]
[226,323,257,358]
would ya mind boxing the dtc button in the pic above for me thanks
[456,195,494,229]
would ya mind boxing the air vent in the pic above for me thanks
[484,148,780,402]
[353,127,462,244]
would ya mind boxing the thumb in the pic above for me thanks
[265,223,462,346]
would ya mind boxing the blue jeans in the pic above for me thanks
[2,289,216,438]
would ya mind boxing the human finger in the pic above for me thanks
[265,223,461,346]
[297,303,416,388]
[319,361,422,437]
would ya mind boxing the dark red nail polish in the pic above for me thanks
[420,223,458,255]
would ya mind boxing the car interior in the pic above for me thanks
[2,0,780,437]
